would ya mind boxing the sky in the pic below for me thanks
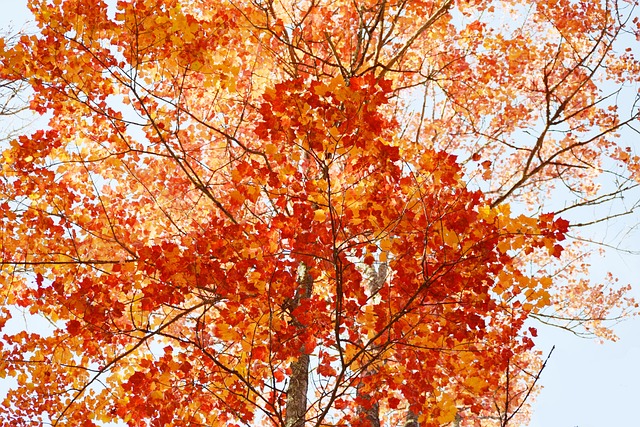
[1,2,639,427]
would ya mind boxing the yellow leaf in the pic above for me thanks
[466,376,486,393]
[477,204,495,222]
[230,190,244,203]
[539,276,553,288]
[329,126,341,139]
[231,168,242,183]
[511,235,525,250]
[265,143,278,155]
[436,393,457,424]
[497,203,511,216]
[315,179,328,191]
[536,290,552,308]
[442,227,459,248]
[313,209,326,222]
[497,240,510,253]
[379,238,393,251]
[2,150,13,164]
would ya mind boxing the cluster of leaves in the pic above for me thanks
[0,0,638,426]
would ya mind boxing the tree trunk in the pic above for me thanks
[357,391,380,427]
[284,264,314,427]
[355,263,387,427]
[404,410,419,427]
[285,354,310,427]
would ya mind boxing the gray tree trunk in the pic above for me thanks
[285,354,310,427]
[404,410,419,427]
[355,263,388,427]
[284,264,314,427]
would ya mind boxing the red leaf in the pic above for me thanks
[66,319,82,335]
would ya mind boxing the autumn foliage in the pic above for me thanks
[0,0,638,426]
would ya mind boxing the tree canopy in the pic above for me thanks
[0,0,638,426]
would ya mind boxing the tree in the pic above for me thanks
[0,0,638,426]
[0,30,30,143]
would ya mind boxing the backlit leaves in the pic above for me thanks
[0,0,638,426]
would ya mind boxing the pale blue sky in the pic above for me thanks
[1,2,639,427]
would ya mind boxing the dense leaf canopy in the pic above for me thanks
[0,0,638,426]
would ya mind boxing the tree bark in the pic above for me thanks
[285,354,310,427]
[404,410,419,427]
[284,264,314,427]
[357,393,380,427]
[355,263,387,427]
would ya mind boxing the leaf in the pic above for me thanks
[379,238,393,251]
[313,209,327,222]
